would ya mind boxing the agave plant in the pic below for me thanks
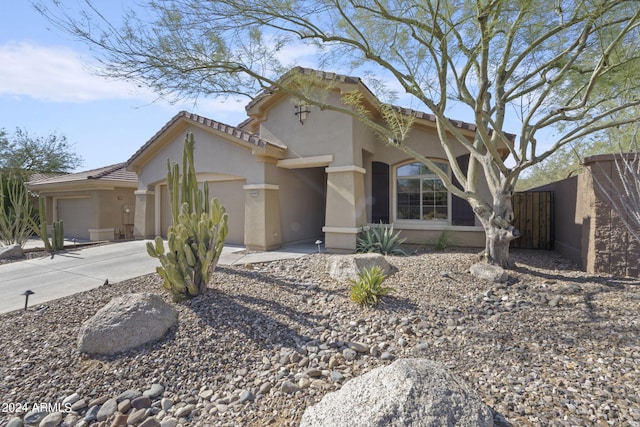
[356,223,407,255]
[349,265,394,307]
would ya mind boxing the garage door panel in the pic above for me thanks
[57,198,91,240]
[159,180,245,245]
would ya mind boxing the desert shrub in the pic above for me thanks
[349,265,394,307]
[356,223,407,255]
[431,228,454,251]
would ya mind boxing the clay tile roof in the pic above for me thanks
[27,163,137,185]
[126,111,285,167]
[245,67,364,112]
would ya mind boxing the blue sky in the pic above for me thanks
[1,2,528,174]
[0,2,249,172]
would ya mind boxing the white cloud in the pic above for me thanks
[0,41,143,103]
[0,41,252,124]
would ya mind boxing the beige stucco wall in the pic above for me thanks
[258,93,356,165]
[94,187,136,239]
[277,167,326,243]
[136,125,258,190]
[134,124,261,244]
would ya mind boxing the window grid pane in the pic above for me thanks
[396,162,448,221]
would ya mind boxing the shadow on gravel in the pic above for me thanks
[512,264,637,289]
[186,266,329,350]
[376,294,419,313]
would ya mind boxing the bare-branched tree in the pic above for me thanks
[590,124,640,244]
[36,0,640,266]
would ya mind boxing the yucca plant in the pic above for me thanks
[349,265,394,307]
[356,223,407,255]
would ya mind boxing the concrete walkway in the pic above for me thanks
[0,240,317,315]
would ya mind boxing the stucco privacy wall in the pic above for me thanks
[531,153,639,278]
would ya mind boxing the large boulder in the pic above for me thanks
[300,358,494,427]
[0,244,24,260]
[326,253,392,282]
[470,263,509,283]
[78,293,177,355]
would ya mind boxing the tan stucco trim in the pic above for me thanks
[325,165,367,174]
[277,155,334,169]
[154,183,163,237]
[322,226,362,233]
[88,228,115,241]
[243,184,280,190]
[394,222,484,231]
[134,190,155,195]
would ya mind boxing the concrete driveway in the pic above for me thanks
[0,240,316,315]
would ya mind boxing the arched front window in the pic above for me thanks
[396,161,449,221]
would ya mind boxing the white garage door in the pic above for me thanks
[57,198,92,240]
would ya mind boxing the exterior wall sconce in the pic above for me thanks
[295,103,311,125]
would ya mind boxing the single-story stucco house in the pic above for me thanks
[125,68,504,252]
[27,163,137,241]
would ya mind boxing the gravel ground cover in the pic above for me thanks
[1,248,639,426]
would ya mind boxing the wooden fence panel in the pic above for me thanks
[511,191,554,250]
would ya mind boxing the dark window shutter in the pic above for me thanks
[451,154,476,226]
[371,161,390,223]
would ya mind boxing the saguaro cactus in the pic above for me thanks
[146,133,229,300]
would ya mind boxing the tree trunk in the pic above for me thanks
[473,191,520,268]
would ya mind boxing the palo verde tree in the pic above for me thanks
[38,0,640,266]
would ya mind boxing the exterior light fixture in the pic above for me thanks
[315,240,323,253]
[295,103,311,125]
[22,290,34,311]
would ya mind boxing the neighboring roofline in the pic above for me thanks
[86,162,128,179]
[27,162,137,192]
[126,111,286,169]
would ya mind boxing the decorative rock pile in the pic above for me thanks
[7,383,178,427]
[1,248,639,426]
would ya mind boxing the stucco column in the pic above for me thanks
[133,190,155,239]
[243,184,282,250]
[323,165,367,252]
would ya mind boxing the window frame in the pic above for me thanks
[393,160,451,225]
